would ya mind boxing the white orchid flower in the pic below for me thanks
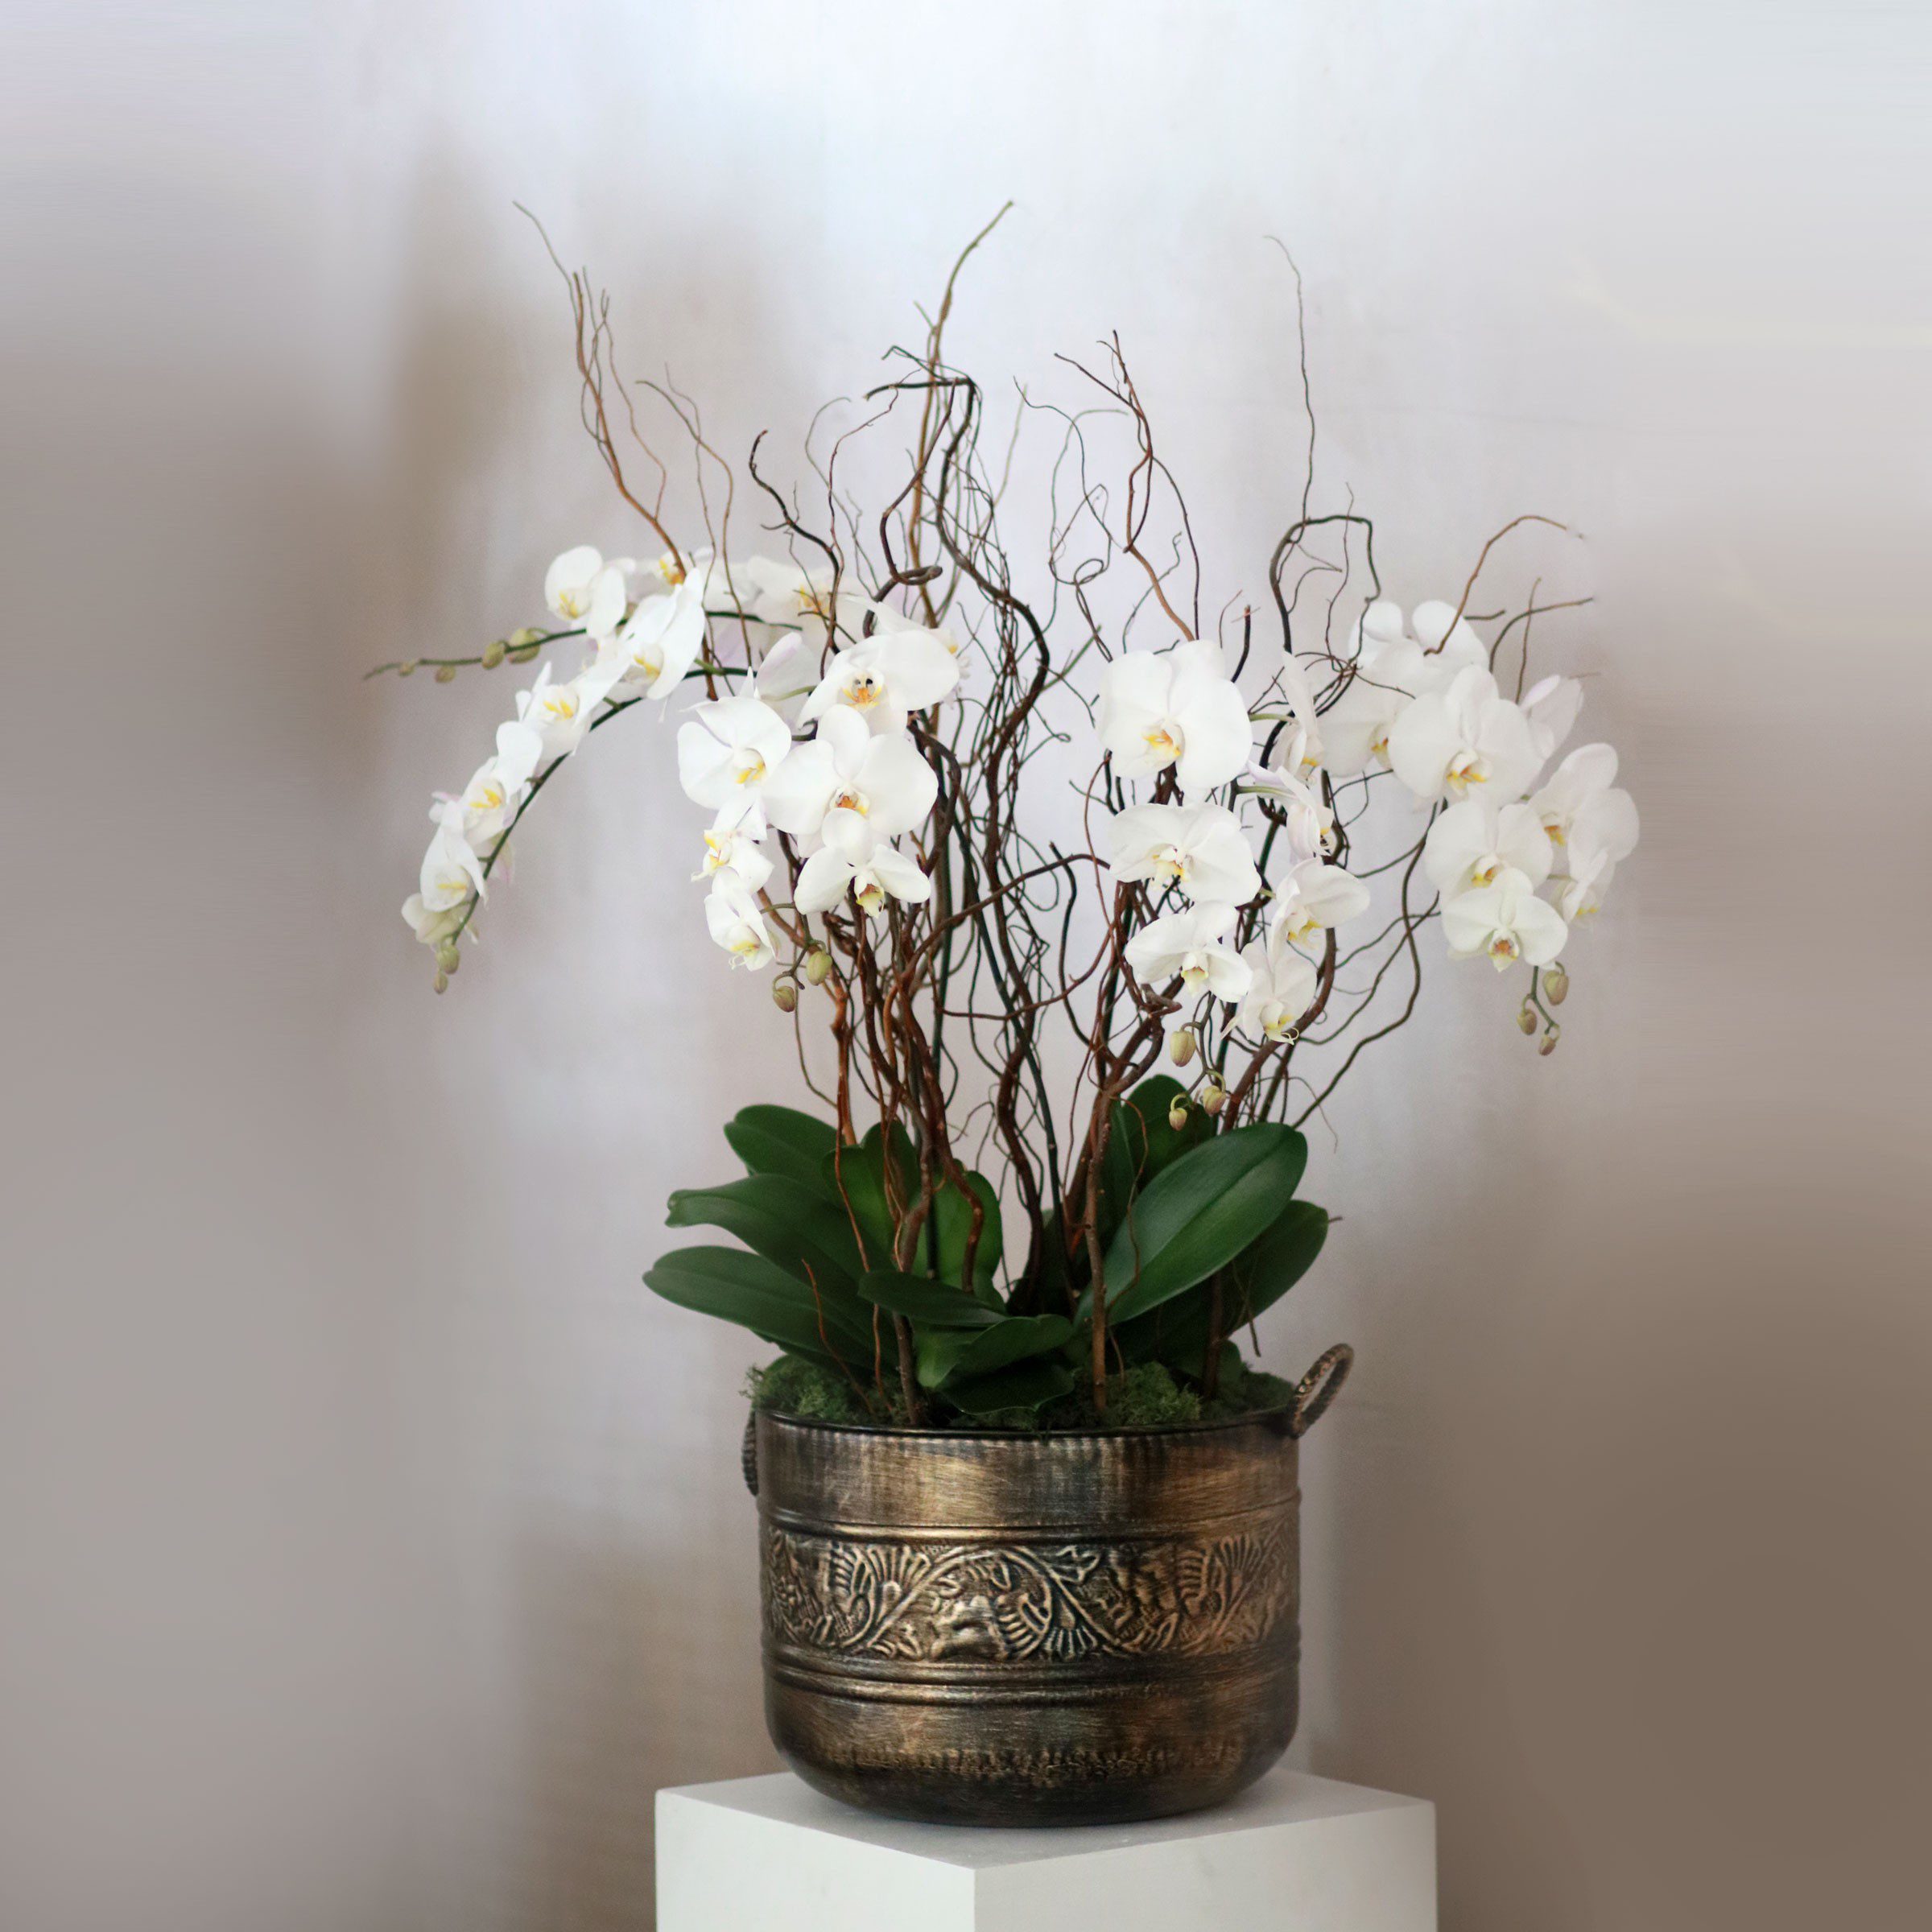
[1521,674,1583,765]
[874,602,968,671]
[616,572,708,698]
[753,631,819,724]
[1253,654,1327,778]
[401,893,467,947]
[543,545,629,639]
[417,823,486,913]
[1107,802,1261,906]
[1098,638,1252,794]
[675,694,794,811]
[1422,799,1554,898]
[695,812,774,893]
[514,648,627,760]
[1323,601,1488,777]
[737,556,874,637]
[1552,845,1617,924]
[435,720,544,845]
[704,874,776,970]
[794,809,932,918]
[1443,868,1567,972]
[799,625,961,733]
[1123,902,1253,1004]
[762,704,938,846]
[1387,663,1543,804]
[1529,743,1639,875]
[1269,857,1371,949]
[1241,750,1336,862]
[1236,925,1321,1041]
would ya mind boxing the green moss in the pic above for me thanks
[747,1350,1296,1432]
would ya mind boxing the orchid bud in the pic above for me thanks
[508,645,540,663]
[1167,1097,1190,1132]
[1202,1080,1228,1117]
[398,660,419,678]
[1168,1026,1197,1068]
[1517,999,1538,1035]
[509,627,544,647]
[772,977,798,1013]
[1543,964,1570,1006]
[434,664,457,683]
[435,940,460,975]
[432,969,448,995]
[802,946,832,986]
[1538,1022,1561,1057]
[481,640,507,669]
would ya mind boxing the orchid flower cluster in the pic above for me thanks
[382,233,1637,1422]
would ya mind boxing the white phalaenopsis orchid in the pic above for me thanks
[1236,924,1321,1042]
[1521,673,1583,765]
[616,572,708,698]
[543,545,629,639]
[1553,845,1617,924]
[737,556,869,636]
[753,631,818,723]
[1443,869,1568,972]
[1098,638,1253,794]
[515,650,626,759]
[675,694,794,811]
[1528,743,1640,876]
[1241,749,1336,861]
[1107,803,1261,906]
[417,822,486,912]
[799,625,961,733]
[704,874,775,970]
[1268,857,1371,949]
[762,704,937,845]
[1422,799,1554,898]
[1323,600,1488,778]
[1123,902,1253,1005]
[1255,654,1327,780]
[436,720,544,845]
[401,892,467,947]
[696,814,774,893]
[794,809,932,918]
[1386,663,1544,804]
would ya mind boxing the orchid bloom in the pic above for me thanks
[1386,663,1543,804]
[616,571,708,698]
[799,625,961,733]
[794,809,932,918]
[1422,799,1554,898]
[1107,802,1261,906]
[1123,902,1253,1004]
[762,704,937,845]
[1252,652,1328,779]
[436,720,544,846]
[738,556,868,637]
[695,813,774,894]
[401,892,467,947]
[1443,868,1567,972]
[1269,857,1371,949]
[543,546,628,639]
[753,631,819,724]
[1098,638,1252,794]
[675,695,794,811]
[1241,750,1336,861]
[1553,844,1618,924]
[1236,925,1321,1041]
[704,875,775,970]
[515,649,626,760]
[417,823,486,913]
[1529,743,1640,875]
[1323,601,1488,778]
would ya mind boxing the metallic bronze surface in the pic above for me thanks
[748,1385,1339,1827]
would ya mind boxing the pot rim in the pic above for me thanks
[753,1401,1298,1445]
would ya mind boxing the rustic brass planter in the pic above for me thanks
[745,1348,1350,1827]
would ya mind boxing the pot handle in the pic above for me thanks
[741,1412,760,1497]
[1289,1344,1353,1437]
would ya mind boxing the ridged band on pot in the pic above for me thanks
[747,1350,1349,1828]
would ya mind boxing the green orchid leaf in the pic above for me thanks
[644,1245,872,1366]
[724,1105,840,1191]
[1097,1121,1309,1326]
[943,1356,1078,1417]
[860,1269,1003,1330]
[916,1314,1075,1390]
[665,1174,865,1298]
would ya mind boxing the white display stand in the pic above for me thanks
[657,1765,1435,1932]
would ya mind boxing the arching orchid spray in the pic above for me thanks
[382,217,1637,1426]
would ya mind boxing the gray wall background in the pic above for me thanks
[6,3,1928,1928]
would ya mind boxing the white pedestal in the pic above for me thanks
[657,1765,1435,1932]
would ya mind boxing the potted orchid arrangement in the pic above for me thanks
[381,225,1637,1824]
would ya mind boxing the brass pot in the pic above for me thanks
[744,1345,1352,1827]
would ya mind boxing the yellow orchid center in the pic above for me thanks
[1487,933,1520,964]
[542,690,580,722]
[1143,724,1181,762]
[832,788,868,815]
[557,590,586,618]
[846,673,882,710]
[734,752,766,786]
[853,879,886,916]
[1151,847,1186,884]
[1471,858,1501,887]
[654,552,686,587]
[1445,752,1490,797]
